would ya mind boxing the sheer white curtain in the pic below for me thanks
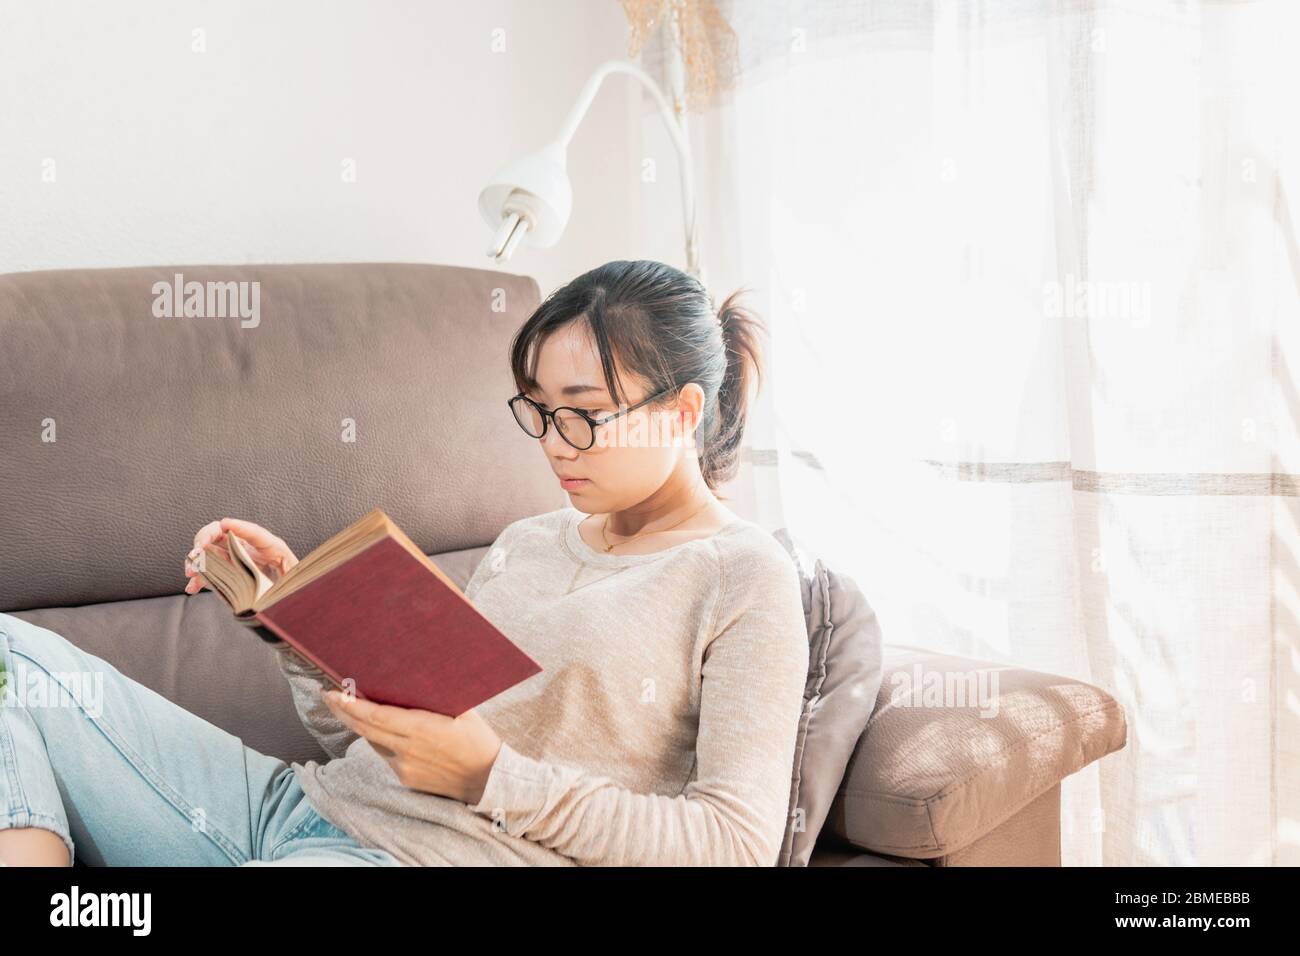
[642,0,1300,866]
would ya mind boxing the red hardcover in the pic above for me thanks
[246,535,541,716]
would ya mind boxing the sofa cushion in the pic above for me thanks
[772,528,884,867]
[825,643,1128,858]
[0,262,563,613]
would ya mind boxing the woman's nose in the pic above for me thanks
[540,426,574,455]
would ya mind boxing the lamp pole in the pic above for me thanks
[554,60,701,282]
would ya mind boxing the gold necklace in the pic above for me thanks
[600,499,715,553]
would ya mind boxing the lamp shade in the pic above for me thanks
[477,142,572,249]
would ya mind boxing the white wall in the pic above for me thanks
[0,0,675,298]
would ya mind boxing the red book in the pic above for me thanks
[196,507,541,716]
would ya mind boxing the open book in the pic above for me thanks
[196,507,542,716]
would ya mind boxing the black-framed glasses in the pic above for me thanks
[508,385,677,451]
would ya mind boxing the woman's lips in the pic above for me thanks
[560,478,589,490]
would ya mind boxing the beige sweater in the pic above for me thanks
[276,505,809,866]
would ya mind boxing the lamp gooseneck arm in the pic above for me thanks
[553,60,701,279]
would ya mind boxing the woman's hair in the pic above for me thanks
[509,259,767,494]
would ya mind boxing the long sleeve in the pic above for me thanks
[272,642,359,760]
[466,540,811,866]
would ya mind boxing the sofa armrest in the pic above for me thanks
[823,643,1127,861]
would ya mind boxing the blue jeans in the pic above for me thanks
[0,612,402,866]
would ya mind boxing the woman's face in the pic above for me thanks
[523,322,702,511]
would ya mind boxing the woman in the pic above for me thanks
[0,259,810,867]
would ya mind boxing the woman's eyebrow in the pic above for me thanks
[529,384,613,405]
[559,384,609,397]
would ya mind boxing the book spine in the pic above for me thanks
[241,612,346,691]
[235,614,284,645]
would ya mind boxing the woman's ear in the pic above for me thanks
[676,383,707,445]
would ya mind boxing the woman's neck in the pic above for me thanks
[601,473,722,539]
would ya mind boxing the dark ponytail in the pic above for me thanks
[703,288,766,492]
[508,260,769,499]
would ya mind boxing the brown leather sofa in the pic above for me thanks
[0,262,1127,866]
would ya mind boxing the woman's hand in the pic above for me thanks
[322,690,503,805]
[184,517,300,594]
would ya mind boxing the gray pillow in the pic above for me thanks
[772,528,884,866]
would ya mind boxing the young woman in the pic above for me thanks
[0,259,810,867]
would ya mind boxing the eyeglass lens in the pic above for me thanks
[511,398,595,449]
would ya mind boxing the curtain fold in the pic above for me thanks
[641,0,1300,865]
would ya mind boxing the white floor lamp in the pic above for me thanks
[477,58,703,282]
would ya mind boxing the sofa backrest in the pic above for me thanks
[0,262,564,612]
